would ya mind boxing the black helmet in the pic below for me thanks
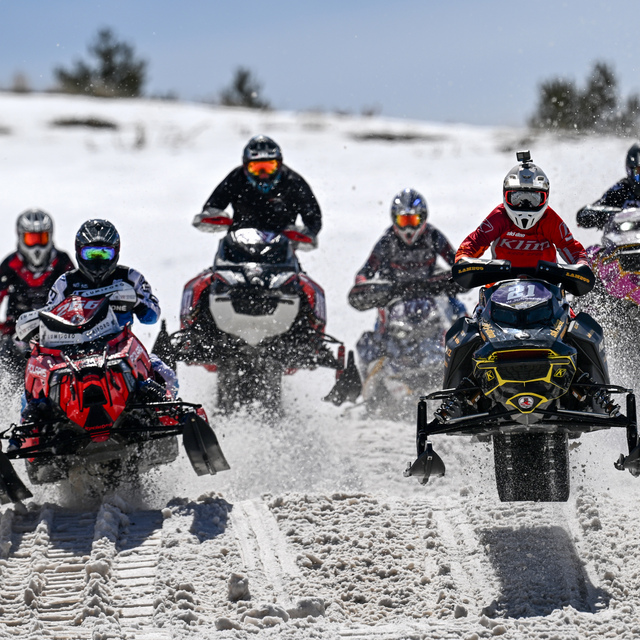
[626,142,640,190]
[75,219,120,283]
[242,135,283,194]
[16,208,54,271]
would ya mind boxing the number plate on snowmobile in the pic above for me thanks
[492,282,552,309]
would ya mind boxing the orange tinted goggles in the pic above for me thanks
[246,159,280,176]
[23,231,50,247]
[395,213,422,228]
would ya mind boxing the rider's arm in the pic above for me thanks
[46,273,69,308]
[455,207,508,262]
[576,181,627,228]
[354,234,390,283]
[287,170,322,239]
[542,209,589,265]
[127,268,161,324]
[193,169,237,233]
[0,258,12,334]
[431,226,457,266]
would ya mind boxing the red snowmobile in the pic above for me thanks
[0,289,229,503]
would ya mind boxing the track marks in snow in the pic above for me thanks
[0,499,168,637]
[231,498,301,606]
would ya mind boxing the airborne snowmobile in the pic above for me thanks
[153,227,361,413]
[405,258,640,502]
[0,288,230,504]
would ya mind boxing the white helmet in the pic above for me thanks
[502,151,550,230]
[390,188,429,246]
[16,209,54,271]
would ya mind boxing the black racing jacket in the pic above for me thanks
[0,249,74,335]
[355,225,456,284]
[203,165,322,235]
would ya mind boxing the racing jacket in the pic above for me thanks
[0,249,74,335]
[46,265,160,327]
[577,177,640,228]
[456,205,588,268]
[355,225,456,284]
[194,165,322,236]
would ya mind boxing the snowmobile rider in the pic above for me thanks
[348,188,465,366]
[438,151,596,421]
[0,209,73,338]
[192,134,322,248]
[0,209,74,379]
[350,188,459,299]
[576,142,640,229]
[27,219,177,403]
[456,152,590,269]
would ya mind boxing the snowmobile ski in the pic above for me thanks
[403,441,446,485]
[182,412,230,476]
[0,450,33,504]
[324,350,362,406]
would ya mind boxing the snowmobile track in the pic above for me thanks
[0,502,166,637]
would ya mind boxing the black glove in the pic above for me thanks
[576,206,618,229]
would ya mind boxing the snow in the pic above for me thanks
[1,92,640,638]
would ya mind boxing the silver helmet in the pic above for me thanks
[503,151,550,230]
[16,209,54,271]
[390,188,429,246]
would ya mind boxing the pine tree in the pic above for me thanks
[55,28,146,98]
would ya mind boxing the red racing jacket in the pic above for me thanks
[455,205,588,268]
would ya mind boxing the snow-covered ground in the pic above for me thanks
[0,93,639,639]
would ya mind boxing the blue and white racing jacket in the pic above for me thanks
[46,265,160,327]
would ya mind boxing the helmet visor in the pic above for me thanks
[395,212,422,228]
[80,246,116,261]
[246,159,280,177]
[505,190,548,212]
[632,166,640,183]
[23,231,50,247]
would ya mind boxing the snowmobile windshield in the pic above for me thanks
[386,298,441,340]
[489,281,555,327]
[39,296,122,347]
[604,209,640,246]
[220,229,293,266]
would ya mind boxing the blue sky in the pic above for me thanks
[1,0,638,126]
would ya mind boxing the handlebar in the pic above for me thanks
[452,259,595,296]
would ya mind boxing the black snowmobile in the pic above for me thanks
[405,258,640,502]
[153,228,361,412]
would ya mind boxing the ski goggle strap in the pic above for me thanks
[395,212,422,228]
[245,159,281,176]
[505,190,548,211]
[80,246,116,260]
[22,231,50,247]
